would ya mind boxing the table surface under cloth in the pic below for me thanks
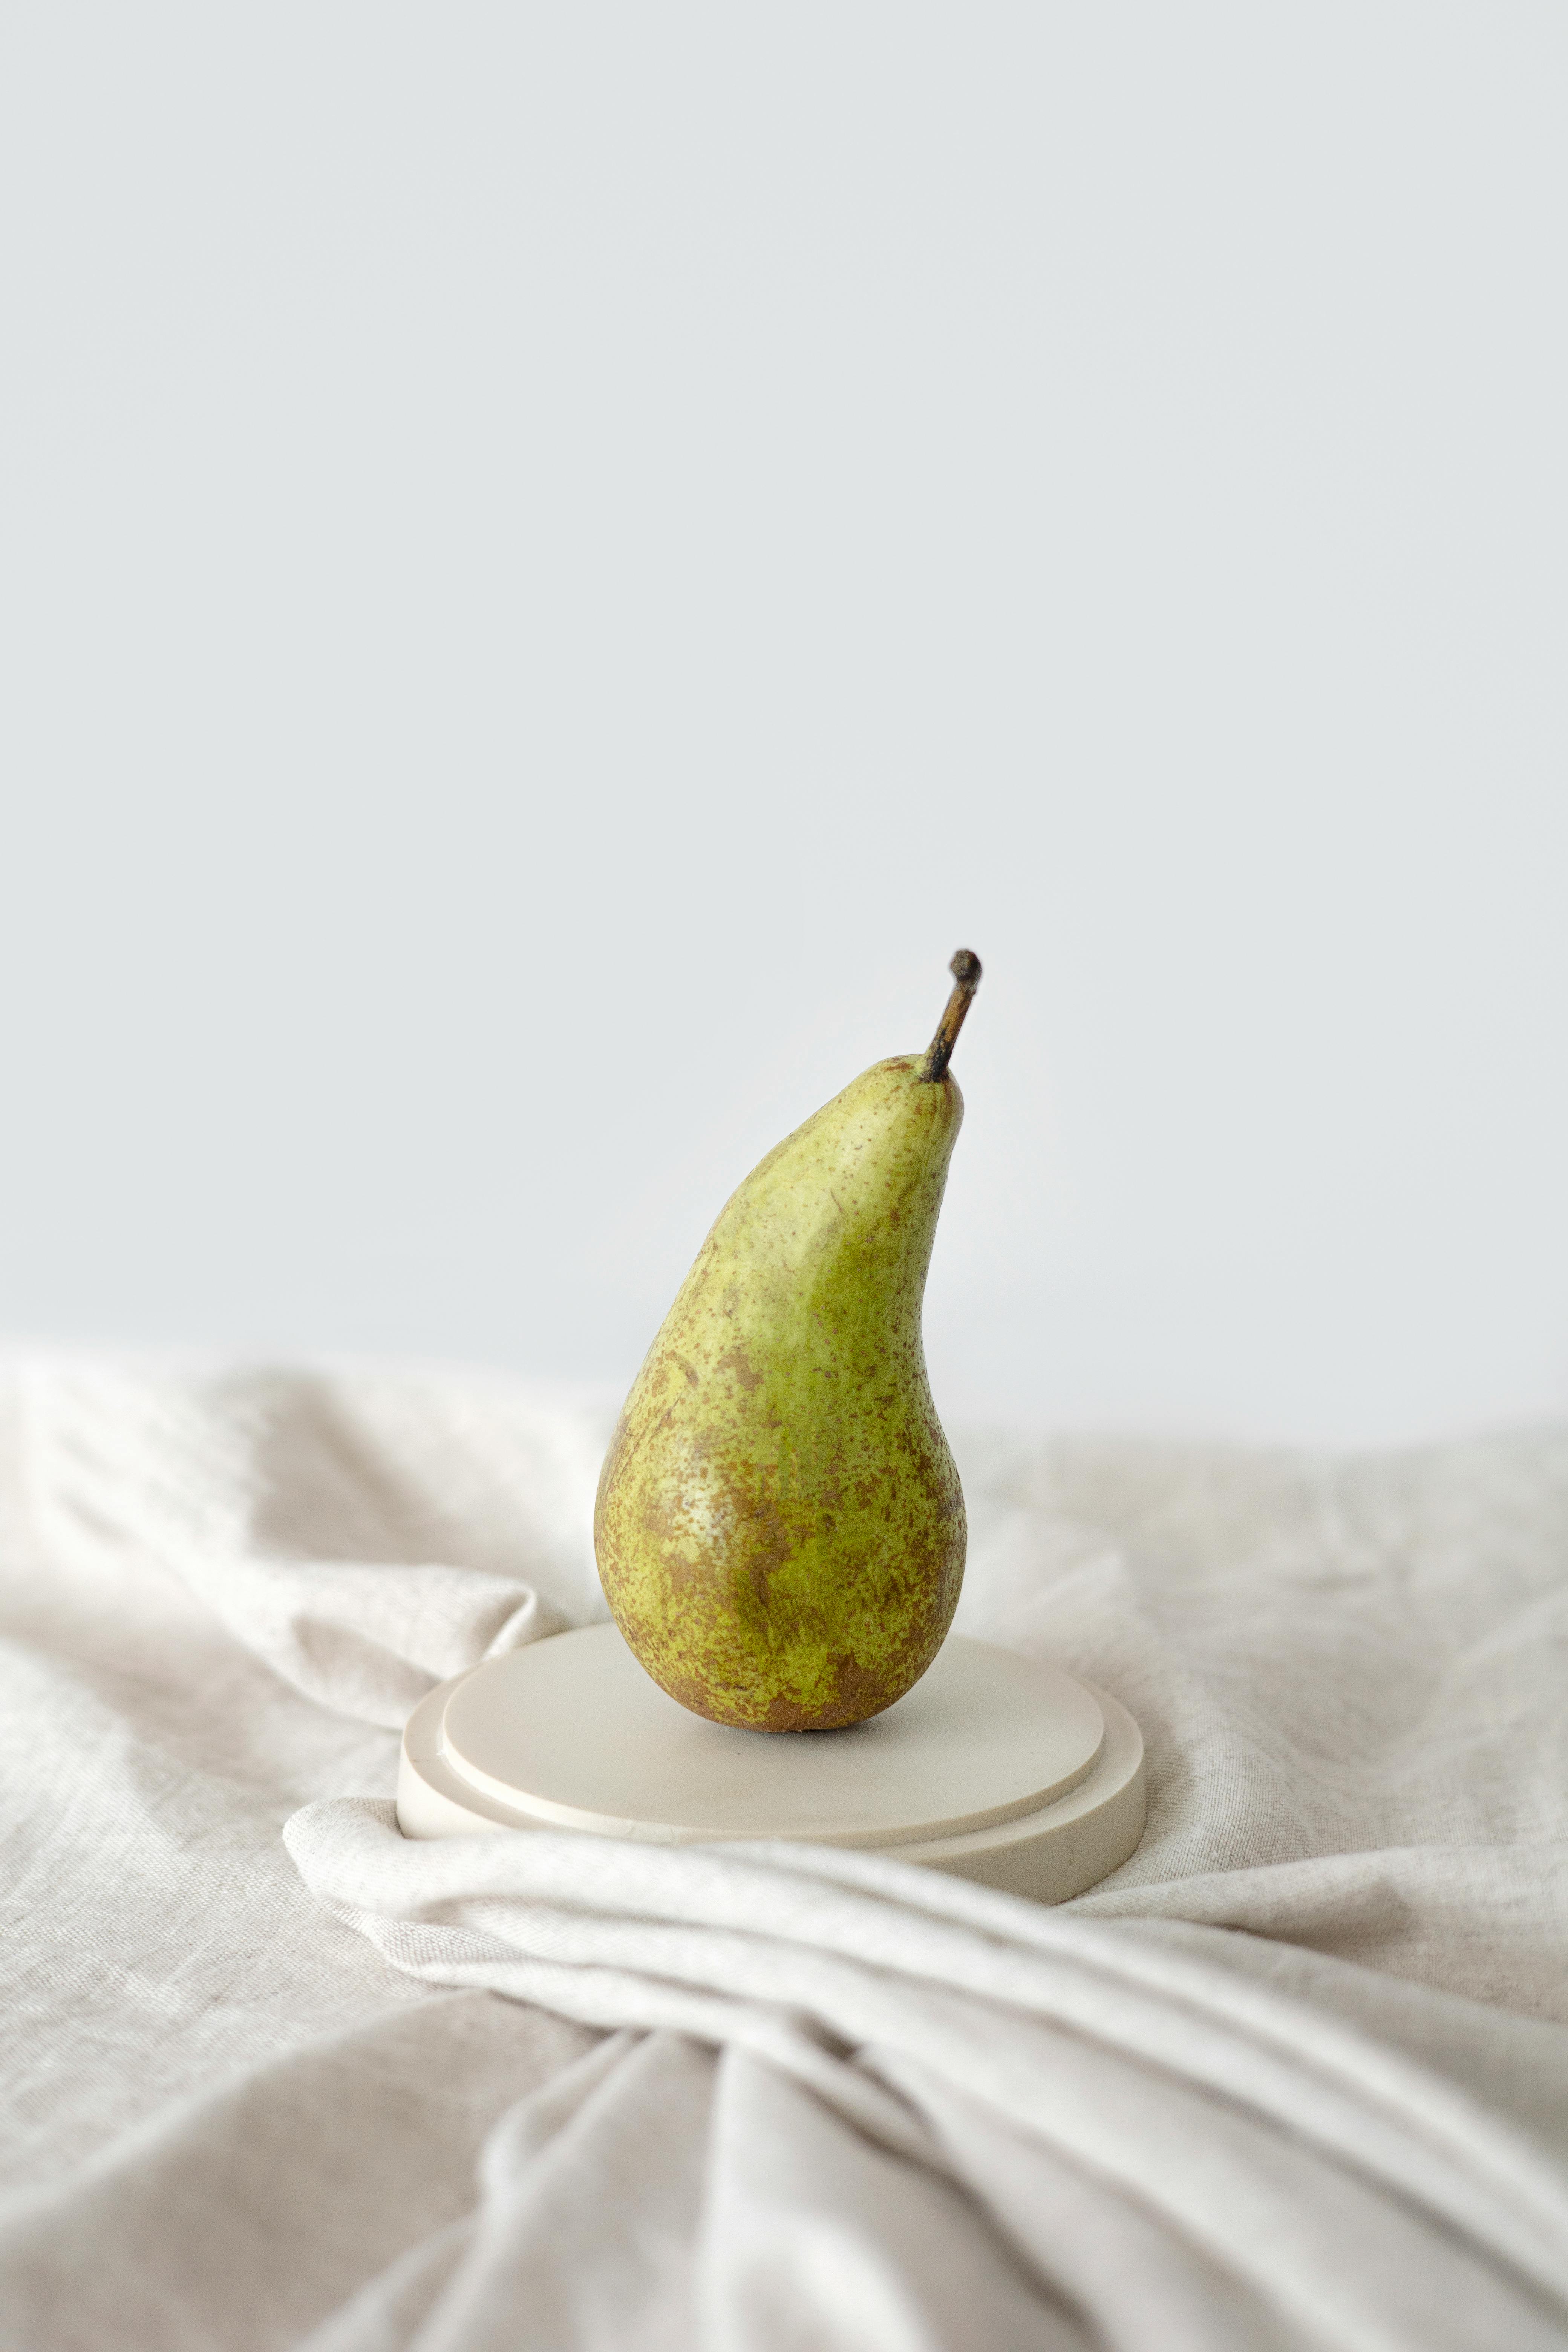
[1,1358,1565,2352]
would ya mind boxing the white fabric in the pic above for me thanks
[1,1360,1565,2350]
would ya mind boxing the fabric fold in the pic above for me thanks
[285,1798,1568,2352]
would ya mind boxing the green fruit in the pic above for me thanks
[595,950,981,1732]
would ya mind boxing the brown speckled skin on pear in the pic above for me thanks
[594,1056,967,1730]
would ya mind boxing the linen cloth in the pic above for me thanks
[0,1360,1565,2350]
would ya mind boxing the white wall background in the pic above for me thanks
[3,5,1565,1444]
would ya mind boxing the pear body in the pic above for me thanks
[594,1056,966,1731]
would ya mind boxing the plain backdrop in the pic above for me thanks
[2,4,1565,1444]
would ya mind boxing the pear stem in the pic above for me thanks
[922,949,982,1081]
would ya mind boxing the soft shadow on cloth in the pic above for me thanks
[1,1361,1565,2351]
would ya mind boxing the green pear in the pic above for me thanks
[595,950,981,1732]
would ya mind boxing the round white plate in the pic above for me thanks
[398,1626,1145,1905]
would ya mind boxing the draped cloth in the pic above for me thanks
[2,1361,1565,2349]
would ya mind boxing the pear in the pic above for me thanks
[595,950,981,1732]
